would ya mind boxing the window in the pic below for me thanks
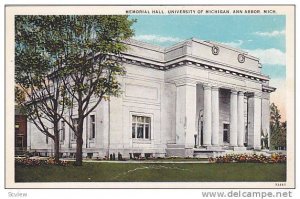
[132,115,151,139]
[223,123,230,143]
[46,134,49,144]
[15,122,20,134]
[45,127,49,144]
[71,118,78,140]
[15,122,20,129]
[90,115,96,139]
[16,136,23,148]
[60,121,65,142]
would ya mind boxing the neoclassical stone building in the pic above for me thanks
[27,38,275,158]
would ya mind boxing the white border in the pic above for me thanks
[0,0,299,198]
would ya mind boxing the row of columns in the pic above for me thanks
[175,82,262,149]
[203,85,245,147]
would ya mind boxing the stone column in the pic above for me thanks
[175,82,197,148]
[253,93,262,149]
[237,91,245,147]
[203,84,212,146]
[261,92,271,149]
[230,90,238,147]
[211,87,219,146]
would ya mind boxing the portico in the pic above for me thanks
[161,39,276,157]
[174,79,264,151]
[201,86,249,150]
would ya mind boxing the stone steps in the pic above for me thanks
[166,144,185,149]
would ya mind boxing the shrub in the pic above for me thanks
[208,153,286,164]
[15,157,70,167]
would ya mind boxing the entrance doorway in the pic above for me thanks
[223,123,230,143]
[200,121,203,146]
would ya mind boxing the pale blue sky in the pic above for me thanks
[129,15,286,80]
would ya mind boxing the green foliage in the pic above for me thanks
[15,16,68,130]
[270,103,287,150]
[15,15,135,102]
[15,157,70,167]
[15,15,135,165]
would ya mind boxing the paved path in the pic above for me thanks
[82,160,211,164]
[18,156,211,163]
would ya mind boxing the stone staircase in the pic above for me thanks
[165,144,187,157]
[166,144,226,158]
[166,144,273,158]
[193,147,225,158]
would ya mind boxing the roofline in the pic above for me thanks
[126,38,261,62]
[123,39,165,53]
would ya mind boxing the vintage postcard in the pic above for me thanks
[5,5,295,189]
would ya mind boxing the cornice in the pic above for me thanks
[123,39,165,53]
[117,54,270,84]
[109,38,274,86]
[262,85,276,93]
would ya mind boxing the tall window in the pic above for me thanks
[132,115,151,139]
[46,134,49,144]
[60,121,65,142]
[45,127,49,144]
[90,115,96,139]
[71,118,78,141]
[223,123,230,143]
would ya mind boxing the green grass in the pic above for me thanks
[15,162,286,182]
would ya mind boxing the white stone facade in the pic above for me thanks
[27,38,275,158]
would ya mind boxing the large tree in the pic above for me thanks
[270,103,287,150]
[15,15,70,163]
[15,15,135,166]
[59,15,135,166]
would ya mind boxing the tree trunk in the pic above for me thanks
[53,122,60,164]
[75,136,83,166]
[53,101,60,164]
[75,97,84,166]
[54,133,60,163]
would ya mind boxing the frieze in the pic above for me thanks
[116,55,270,85]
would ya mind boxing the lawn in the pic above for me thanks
[15,162,286,182]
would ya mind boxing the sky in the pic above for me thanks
[129,15,286,120]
